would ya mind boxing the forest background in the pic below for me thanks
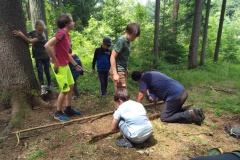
[25,0,240,113]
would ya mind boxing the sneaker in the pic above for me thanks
[195,108,205,122]
[115,137,133,148]
[54,111,69,122]
[41,86,47,95]
[47,85,52,91]
[189,109,202,126]
[64,107,81,116]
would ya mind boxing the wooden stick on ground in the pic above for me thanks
[12,111,114,147]
[89,130,119,143]
[144,101,164,108]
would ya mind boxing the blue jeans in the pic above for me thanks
[35,58,51,86]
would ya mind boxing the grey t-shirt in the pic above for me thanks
[113,36,130,72]
[29,30,48,59]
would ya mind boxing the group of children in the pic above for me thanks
[13,13,205,149]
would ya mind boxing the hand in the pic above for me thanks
[149,97,153,102]
[92,69,95,74]
[113,73,120,83]
[75,65,82,71]
[53,62,59,74]
[13,29,24,37]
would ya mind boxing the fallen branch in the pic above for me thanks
[203,86,235,94]
[89,130,119,143]
[144,101,164,108]
[12,111,114,147]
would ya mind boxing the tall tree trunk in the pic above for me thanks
[0,0,48,135]
[171,0,179,43]
[28,0,48,39]
[200,0,211,65]
[214,0,226,62]
[153,0,160,69]
[188,0,204,69]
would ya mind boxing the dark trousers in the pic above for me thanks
[35,58,51,86]
[160,91,191,123]
[98,71,109,95]
[73,76,80,96]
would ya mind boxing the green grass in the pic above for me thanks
[27,149,45,160]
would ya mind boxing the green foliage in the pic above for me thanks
[163,43,186,64]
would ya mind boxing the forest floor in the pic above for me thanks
[0,91,239,160]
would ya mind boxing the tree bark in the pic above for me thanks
[214,0,226,62]
[188,0,204,69]
[0,0,49,135]
[200,0,211,65]
[153,0,160,69]
[171,0,179,43]
[28,0,48,39]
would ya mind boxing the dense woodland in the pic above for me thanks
[22,0,240,68]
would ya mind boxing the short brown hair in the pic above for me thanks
[57,13,72,29]
[113,88,130,102]
[125,23,140,37]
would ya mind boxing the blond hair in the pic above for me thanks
[35,20,46,29]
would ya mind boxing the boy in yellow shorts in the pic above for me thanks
[45,13,82,121]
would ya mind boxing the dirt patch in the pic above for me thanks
[0,95,239,160]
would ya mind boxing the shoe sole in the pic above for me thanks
[196,108,205,121]
[54,116,68,122]
[189,109,202,126]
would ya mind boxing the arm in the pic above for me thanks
[13,30,39,44]
[44,37,59,72]
[110,119,120,131]
[110,50,119,82]
[69,54,82,71]
[137,91,146,103]
[92,49,97,74]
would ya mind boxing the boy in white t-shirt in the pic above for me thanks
[110,88,153,148]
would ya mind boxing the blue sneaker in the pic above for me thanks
[54,111,69,122]
[64,107,81,116]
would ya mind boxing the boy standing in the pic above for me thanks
[92,37,112,97]
[110,23,140,91]
[69,47,83,98]
[45,13,82,122]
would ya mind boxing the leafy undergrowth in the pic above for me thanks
[0,90,239,160]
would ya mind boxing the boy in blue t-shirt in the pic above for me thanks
[92,37,112,97]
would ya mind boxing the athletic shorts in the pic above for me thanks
[51,64,74,92]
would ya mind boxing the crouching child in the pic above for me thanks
[110,88,153,148]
